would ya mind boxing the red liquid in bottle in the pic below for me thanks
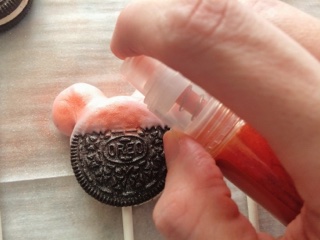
[178,87,303,225]
[211,124,303,225]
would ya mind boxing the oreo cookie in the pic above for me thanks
[70,126,169,207]
[0,0,33,32]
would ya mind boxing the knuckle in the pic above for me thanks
[153,194,188,238]
[160,0,247,60]
[190,146,224,184]
[164,0,231,41]
[183,0,229,36]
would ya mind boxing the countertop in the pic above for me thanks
[1,0,319,239]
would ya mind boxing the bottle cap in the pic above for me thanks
[121,56,212,132]
[121,56,190,114]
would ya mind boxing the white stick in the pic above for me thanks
[122,207,134,240]
[0,210,3,240]
[247,196,260,231]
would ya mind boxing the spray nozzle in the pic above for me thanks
[121,56,211,131]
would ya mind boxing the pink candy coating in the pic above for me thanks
[52,83,164,137]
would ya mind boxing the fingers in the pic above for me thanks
[154,130,263,240]
[111,0,320,211]
[239,0,320,60]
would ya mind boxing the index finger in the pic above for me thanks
[111,0,320,212]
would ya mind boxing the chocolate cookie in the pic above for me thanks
[0,0,33,32]
[70,126,169,207]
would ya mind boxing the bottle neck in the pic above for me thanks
[184,98,244,156]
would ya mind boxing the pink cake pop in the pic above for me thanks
[52,83,169,206]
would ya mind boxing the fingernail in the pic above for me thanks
[163,130,185,164]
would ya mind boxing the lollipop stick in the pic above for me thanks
[247,196,260,231]
[0,210,3,240]
[122,207,134,240]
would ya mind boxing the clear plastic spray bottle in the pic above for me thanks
[121,56,302,225]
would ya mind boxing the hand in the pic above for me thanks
[111,0,320,239]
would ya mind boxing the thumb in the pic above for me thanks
[153,130,266,240]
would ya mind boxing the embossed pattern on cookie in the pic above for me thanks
[71,127,169,206]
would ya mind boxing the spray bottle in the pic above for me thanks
[121,56,303,225]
